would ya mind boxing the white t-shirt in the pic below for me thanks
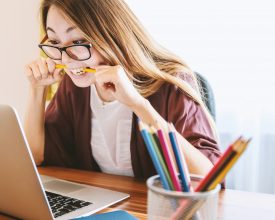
[90,85,134,176]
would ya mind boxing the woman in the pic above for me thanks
[24,0,221,179]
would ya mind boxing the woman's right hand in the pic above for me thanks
[25,57,63,88]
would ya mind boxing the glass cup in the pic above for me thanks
[147,175,221,220]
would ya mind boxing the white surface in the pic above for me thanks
[0,0,40,118]
[90,84,134,176]
[126,0,275,193]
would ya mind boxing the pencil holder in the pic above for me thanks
[146,175,221,220]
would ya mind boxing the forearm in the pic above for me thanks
[175,133,213,175]
[132,98,213,176]
[24,86,48,165]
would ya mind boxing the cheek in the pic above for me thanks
[83,49,106,68]
[91,49,106,65]
[82,53,98,67]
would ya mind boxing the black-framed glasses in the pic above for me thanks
[38,43,92,61]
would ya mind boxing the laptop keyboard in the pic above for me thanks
[45,191,92,218]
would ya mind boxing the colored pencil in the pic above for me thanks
[150,127,165,160]
[207,139,251,190]
[171,137,250,220]
[148,126,174,190]
[156,125,182,191]
[168,123,190,192]
[170,199,204,220]
[138,120,171,190]
[170,124,193,190]
[195,137,244,192]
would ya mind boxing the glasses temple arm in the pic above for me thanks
[40,35,48,44]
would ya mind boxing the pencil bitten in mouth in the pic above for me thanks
[70,68,86,76]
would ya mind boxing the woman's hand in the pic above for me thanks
[25,57,63,89]
[93,65,146,109]
[24,58,62,165]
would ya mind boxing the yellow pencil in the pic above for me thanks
[207,139,251,190]
[55,64,96,73]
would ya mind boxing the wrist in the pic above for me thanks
[130,96,167,128]
[29,86,48,103]
[130,96,148,113]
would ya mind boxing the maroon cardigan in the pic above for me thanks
[43,74,221,180]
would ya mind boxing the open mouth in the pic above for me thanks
[70,68,86,76]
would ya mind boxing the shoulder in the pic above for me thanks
[151,72,199,102]
[147,72,201,118]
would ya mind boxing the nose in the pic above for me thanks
[61,51,72,63]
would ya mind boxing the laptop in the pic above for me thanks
[0,104,129,220]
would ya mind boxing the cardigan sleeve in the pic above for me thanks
[167,73,222,166]
[42,76,77,167]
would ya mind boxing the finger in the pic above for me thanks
[29,62,42,80]
[53,68,63,82]
[88,72,96,85]
[45,57,56,74]
[37,58,49,79]
[94,65,112,74]
[94,67,117,85]
[25,65,36,84]
[103,82,116,92]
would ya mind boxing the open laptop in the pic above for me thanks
[0,104,129,220]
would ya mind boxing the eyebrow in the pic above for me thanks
[46,26,77,33]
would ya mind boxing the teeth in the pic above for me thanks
[70,68,85,76]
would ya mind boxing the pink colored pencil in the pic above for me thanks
[157,127,182,191]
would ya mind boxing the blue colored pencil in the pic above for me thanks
[138,120,171,190]
[168,123,190,192]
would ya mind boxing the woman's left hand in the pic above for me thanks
[92,65,145,109]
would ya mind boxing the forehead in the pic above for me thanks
[46,5,81,36]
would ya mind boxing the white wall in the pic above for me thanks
[126,0,275,103]
[126,0,275,193]
[0,0,40,118]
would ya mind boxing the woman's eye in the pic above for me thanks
[73,40,86,45]
[48,40,59,45]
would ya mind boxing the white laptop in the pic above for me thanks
[0,104,129,220]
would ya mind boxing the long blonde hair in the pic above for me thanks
[40,0,217,138]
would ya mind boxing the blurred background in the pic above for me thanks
[1,0,275,194]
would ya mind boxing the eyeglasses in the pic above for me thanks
[38,43,92,61]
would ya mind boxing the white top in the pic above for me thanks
[90,85,134,176]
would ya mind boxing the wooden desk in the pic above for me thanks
[2,167,275,219]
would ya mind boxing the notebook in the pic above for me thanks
[0,104,129,219]
[75,210,138,220]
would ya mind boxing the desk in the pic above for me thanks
[2,167,275,219]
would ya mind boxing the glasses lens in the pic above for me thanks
[66,45,91,60]
[41,46,61,60]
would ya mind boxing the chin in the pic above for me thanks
[71,80,92,88]
[68,72,94,88]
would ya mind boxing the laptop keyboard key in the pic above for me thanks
[45,191,93,218]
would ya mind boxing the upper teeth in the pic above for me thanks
[70,68,85,76]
